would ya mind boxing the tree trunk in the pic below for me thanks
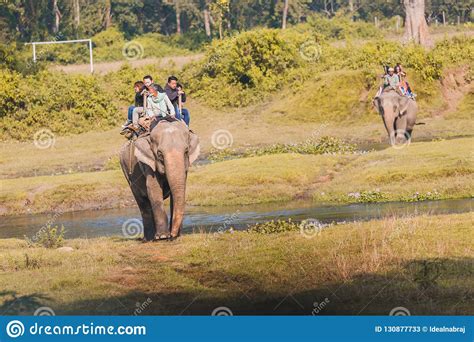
[282,0,289,29]
[104,0,112,29]
[52,0,61,33]
[73,0,80,32]
[403,0,433,48]
[349,0,354,12]
[175,0,181,34]
[203,9,211,38]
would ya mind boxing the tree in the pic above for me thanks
[175,0,182,34]
[210,0,229,39]
[52,0,62,33]
[72,0,80,35]
[282,0,289,28]
[104,0,112,29]
[404,0,433,47]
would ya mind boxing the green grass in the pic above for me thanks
[0,213,472,315]
[1,137,472,215]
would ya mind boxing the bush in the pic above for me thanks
[184,28,301,107]
[26,224,65,249]
[0,69,119,140]
[347,189,387,203]
[208,136,357,162]
[247,218,300,234]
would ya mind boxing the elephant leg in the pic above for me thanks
[127,176,156,241]
[406,113,416,139]
[138,198,155,241]
[395,115,410,145]
[145,171,169,239]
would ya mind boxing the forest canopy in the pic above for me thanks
[0,0,471,44]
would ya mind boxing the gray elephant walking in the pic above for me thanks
[120,119,200,241]
[373,89,417,146]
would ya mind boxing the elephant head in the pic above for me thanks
[133,120,200,238]
[373,90,417,146]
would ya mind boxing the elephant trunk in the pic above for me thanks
[164,151,187,237]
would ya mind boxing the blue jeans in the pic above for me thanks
[127,105,135,122]
[174,106,190,126]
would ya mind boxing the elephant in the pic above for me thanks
[120,119,200,241]
[373,89,417,146]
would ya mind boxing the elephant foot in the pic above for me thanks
[154,234,171,241]
[168,231,181,241]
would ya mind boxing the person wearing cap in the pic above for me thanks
[383,67,400,89]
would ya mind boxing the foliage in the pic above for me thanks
[0,69,119,140]
[25,224,65,249]
[184,28,300,107]
[208,136,357,162]
[1,0,472,45]
[404,191,442,202]
[306,14,382,40]
[247,218,300,234]
[347,189,388,203]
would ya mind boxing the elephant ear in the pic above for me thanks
[133,136,156,172]
[188,130,200,165]
[373,97,383,115]
[398,96,410,116]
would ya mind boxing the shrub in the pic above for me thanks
[0,69,119,140]
[208,136,357,162]
[26,224,65,249]
[404,191,441,202]
[184,28,301,107]
[247,218,300,234]
[347,189,387,203]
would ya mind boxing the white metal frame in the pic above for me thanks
[25,39,94,73]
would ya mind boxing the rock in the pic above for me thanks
[57,246,74,252]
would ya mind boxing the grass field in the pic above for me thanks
[1,137,472,215]
[0,213,472,315]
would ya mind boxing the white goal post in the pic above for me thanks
[25,39,94,73]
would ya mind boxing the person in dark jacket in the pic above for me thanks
[122,81,145,129]
[164,76,190,126]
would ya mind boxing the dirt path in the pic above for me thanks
[50,53,204,74]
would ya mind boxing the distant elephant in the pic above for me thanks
[373,89,417,146]
[120,119,200,241]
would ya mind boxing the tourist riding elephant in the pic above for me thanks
[373,89,417,146]
[120,120,200,241]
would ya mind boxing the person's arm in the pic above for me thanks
[135,93,144,107]
[164,95,176,117]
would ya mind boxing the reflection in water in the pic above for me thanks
[0,198,472,240]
